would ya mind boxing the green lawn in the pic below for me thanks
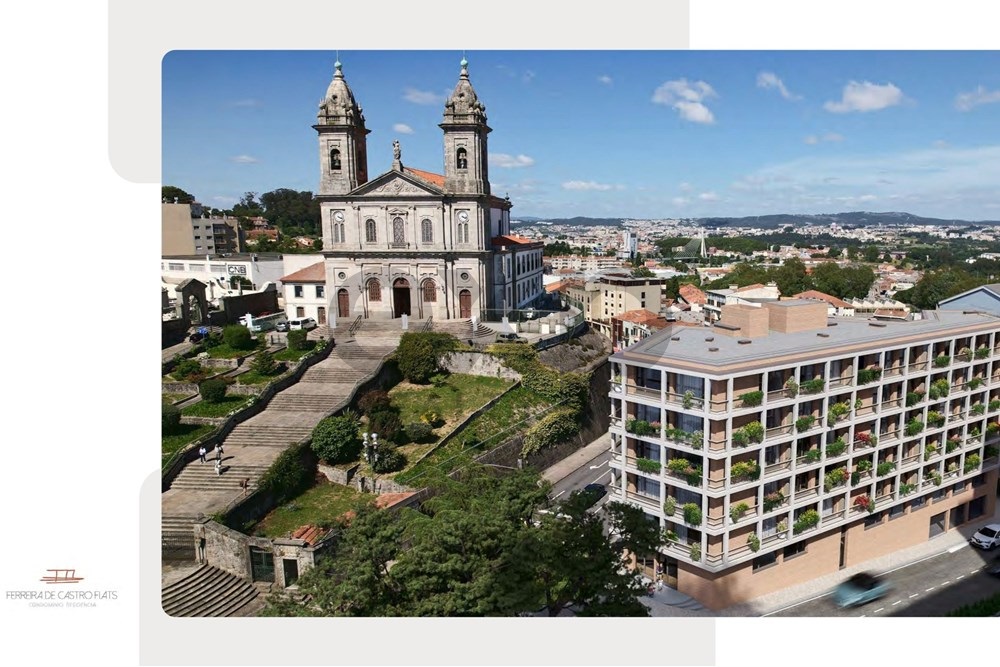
[180,395,253,418]
[235,365,289,385]
[389,374,512,427]
[274,345,315,363]
[206,343,257,359]
[252,481,364,538]
[395,385,551,486]
[162,423,215,465]
[162,393,193,404]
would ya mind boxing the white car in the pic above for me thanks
[970,523,1000,550]
[287,317,317,331]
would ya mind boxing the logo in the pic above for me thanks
[40,569,84,584]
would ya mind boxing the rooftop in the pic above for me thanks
[279,261,325,283]
[614,309,1000,374]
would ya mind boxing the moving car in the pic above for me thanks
[581,483,607,506]
[287,317,317,331]
[834,572,892,608]
[970,523,1000,550]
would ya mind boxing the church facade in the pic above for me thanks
[314,58,543,324]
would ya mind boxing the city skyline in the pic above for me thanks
[163,50,1000,221]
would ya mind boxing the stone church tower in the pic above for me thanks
[315,61,369,196]
[440,58,491,196]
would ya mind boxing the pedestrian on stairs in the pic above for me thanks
[215,443,223,461]
[240,477,250,496]
[198,446,206,463]
[214,459,222,476]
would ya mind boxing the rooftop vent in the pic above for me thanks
[705,337,714,342]
[869,322,887,328]
[817,332,830,338]
[827,322,838,327]
[671,336,681,341]
[708,347,719,352]
[738,339,752,345]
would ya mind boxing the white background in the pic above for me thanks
[2,1,998,665]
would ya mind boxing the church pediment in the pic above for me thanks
[350,170,443,197]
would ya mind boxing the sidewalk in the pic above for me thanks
[541,432,611,485]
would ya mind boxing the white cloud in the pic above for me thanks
[933,140,950,149]
[672,197,689,206]
[698,191,719,201]
[212,195,237,204]
[231,99,261,108]
[403,87,446,105]
[562,180,615,191]
[490,153,535,168]
[679,182,693,192]
[598,75,613,85]
[955,85,1000,111]
[392,123,414,135]
[230,155,258,164]
[858,194,878,202]
[651,79,718,124]
[824,81,904,113]
[756,71,801,101]
[804,132,844,145]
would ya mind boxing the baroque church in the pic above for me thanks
[315,57,544,323]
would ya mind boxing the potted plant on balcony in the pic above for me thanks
[689,543,701,562]
[906,391,924,407]
[802,377,825,394]
[743,421,764,444]
[730,502,750,522]
[689,431,704,450]
[926,411,945,428]
[636,457,661,474]
[855,431,875,447]
[929,378,951,399]
[826,437,847,457]
[827,402,851,426]
[877,461,896,476]
[969,377,984,390]
[899,482,916,496]
[683,390,695,410]
[991,400,1000,412]
[972,403,986,415]
[740,390,764,408]
[763,490,785,512]
[964,453,981,473]
[926,469,942,486]
[796,415,816,432]
[731,460,760,482]
[905,419,925,437]
[989,422,1000,435]
[823,467,849,491]
[984,444,999,459]
[856,458,873,474]
[784,377,799,398]
[682,502,702,526]
[958,346,972,361]
[975,345,990,359]
[793,509,820,534]
[802,448,822,463]
[854,398,863,411]
[923,442,939,460]
[663,496,677,517]
[776,519,788,537]
[934,354,951,368]
[747,532,761,552]
[946,436,961,453]
[857,367,882,385]
[663,529,679,544]
[612,373,622,391]
[853,494,875,513]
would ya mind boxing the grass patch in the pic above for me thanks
[395,386,551,486]
[162,393,193,404]
[207,343,256,359]
[235,366,288,385]
[162,423,215,465]
[389,374,512,426]
[180,395,253,418]
[274,345,315,363]
[252,480,363,538]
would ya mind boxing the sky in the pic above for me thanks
[162,50,1000,222]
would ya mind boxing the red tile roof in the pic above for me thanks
[492,234,540,247]
[616,309,667,326]
[402,167,445,188]
[291,524,323,545]
[279,261,326,283]
[793,290,851,308]
[678,284,707,305]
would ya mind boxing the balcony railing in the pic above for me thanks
[624,491,662,510]
[880,398,903,411]
[822,509,846,524]
[907,362,929,373]
[766,424,794,439]
[794,486,820,502]
[764,460,792,477]
[883,365,904,378]
[625,383,661,400]
[665,392,704,410]
[829,376,854,389]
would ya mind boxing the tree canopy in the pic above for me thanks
[162,185,195,204]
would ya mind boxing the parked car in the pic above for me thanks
[970,523,1000,550]
[987,554,1000,578]
[274,320,289,332]
[287,317,317,331]
[581,483,607,507]
[834,572,892,608]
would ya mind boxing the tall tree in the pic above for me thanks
[161,185,195,204]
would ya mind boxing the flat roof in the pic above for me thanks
[613,309,1000,375]
[162,253,284,262]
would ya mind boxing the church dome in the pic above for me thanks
[442,57,487,124]
[317,60,365,126]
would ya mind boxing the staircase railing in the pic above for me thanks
[347,315,363,337]
[421,316,434,332]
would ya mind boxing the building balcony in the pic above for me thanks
[624,383,661,401]
[907,361,929,373]
[764,460,792,478]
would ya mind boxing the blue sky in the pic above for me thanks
[162,50,1000,221]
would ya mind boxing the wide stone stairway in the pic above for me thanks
[161,564,262,617]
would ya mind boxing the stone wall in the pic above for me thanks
[353,475,417,495]
[441,352,521,380]
[318,462,359,486]
[221,289,280,324]
[196,519,254,579]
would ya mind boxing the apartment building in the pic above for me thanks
[567,275,667,338]
[703,282,781,323]
[162,202,243,255]
[608,300,1000,609]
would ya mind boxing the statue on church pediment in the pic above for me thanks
[393,139,401,161]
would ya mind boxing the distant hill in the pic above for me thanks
[513,211,998,229]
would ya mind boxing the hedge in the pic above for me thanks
[521,407,580,457]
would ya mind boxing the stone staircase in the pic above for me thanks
[313,317,497,344]
[161,565,261,617]
[223,423,314,448]
[162,515,200,562]
[168,462,271,491]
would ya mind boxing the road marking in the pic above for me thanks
[909,594,919,599]
[873,607,884,613]
[552,490,566,499]
[761,591,833,617]
[588,470,611,486]
[858,614,866,618]
[941,580,950,586]
[955,575,964,580]
[970,570,980,575]
[892,600,901,606]
[925,587,935,592]
[589,460,608,470]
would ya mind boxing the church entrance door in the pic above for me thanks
[393,279,411,318]
[338,289,350,318]
[459,289,472,319]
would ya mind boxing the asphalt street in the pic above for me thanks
[549,449,613,507]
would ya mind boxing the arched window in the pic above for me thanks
[458,222,469,244]
[456,147,468,170]
[422,279,437,303]
[367,279,382,301]
[332,222,344,244]
[330,148,342,171]
[421,219,433,244]
[365,219,377,243]
[392,217,405,246]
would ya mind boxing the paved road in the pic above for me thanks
[767,544,1000,617]
[549,449,612,506]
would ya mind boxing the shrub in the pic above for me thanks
[856,459,873,472]
[222,324,255,351]
[824,467,848,491]
[162,404,182,434]
[924,443,938,460]
[777,519,788,533]
[371,445,406,473]
[663,496,676,516]
[682,390,695,409]
[853,495,874,513]
[926,470,942,486]
[802,448,821,463]
[793,509,820,534]
[946,437,961,453]
[740,390,763,407]
[984,445,999,459]
[730,460,760,482]
[747,533,761,552]
[521,408,580,457]
[729,502,749,522]
[287,329,310,351]
[826,437,847,457]
[732,431,748,447]
[972,404,986,415]
[905,391,924,407]
[636,457,661,474]
[311,413,362,464]
[876,461,896,476]
[926,411,945,427]
[964,453,981,473]
[404,421,434,443]
[682,503,702,526]
[742,421,764,443]
[689,543,701,562]
[857,368,882,385]
[899,483,916,496]
[802,377,825,394]
[795,415,815,432]
[975,346,991,359]
[933,355,951,368]
[358,390,392,415]
[250,349,278,376]
[905,419,924,437]
[258,442,315,505]
[784,378,799,397]
[199,378,227,403]
[396,332,457,384]
[173,358,204,380]
[368,409,404,443]
[763,491,785,512]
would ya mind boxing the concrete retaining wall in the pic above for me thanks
[442,352,522,381]
[318,462,359,486]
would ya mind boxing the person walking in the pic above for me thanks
[214,459,222,476]
[215,443,223,462]
[198,446,206,463]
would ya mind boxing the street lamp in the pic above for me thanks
[363,431,380,470]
